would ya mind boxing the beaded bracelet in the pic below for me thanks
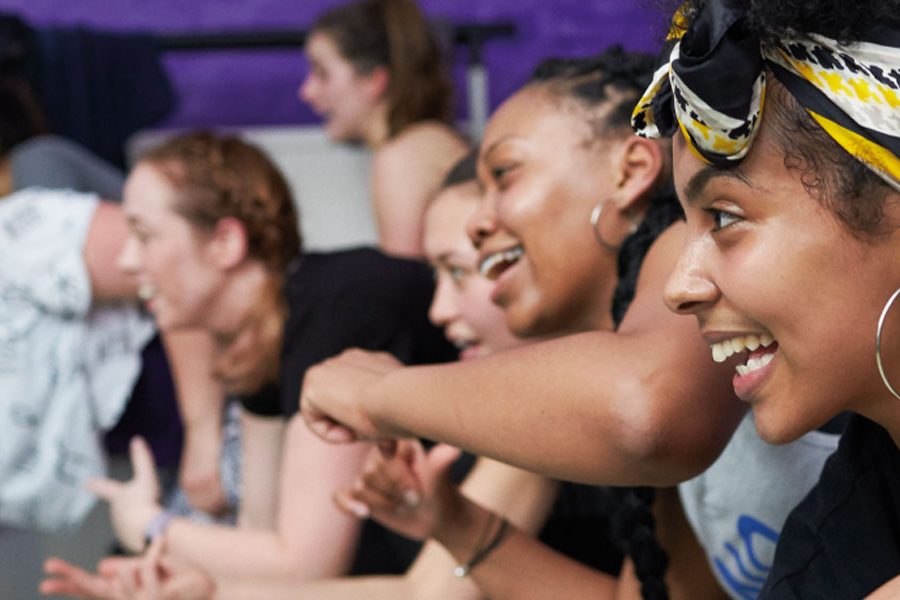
[453,513,510,578]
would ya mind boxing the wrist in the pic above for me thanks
[432,496,487,556]
[371,366,421,439]
[143,509,175,549]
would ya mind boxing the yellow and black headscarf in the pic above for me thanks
[632,0,900,192]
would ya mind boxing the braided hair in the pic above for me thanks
[528,48,680,600]
[139,131,301,394]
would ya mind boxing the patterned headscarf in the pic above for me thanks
[632,0,900,192]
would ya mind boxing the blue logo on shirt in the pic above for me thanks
[713,515,779,600]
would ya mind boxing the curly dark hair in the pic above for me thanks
[669,0,900,237]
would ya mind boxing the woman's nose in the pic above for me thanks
[664,237,720,315]
[465,195,499,250]
[116,236,141,275]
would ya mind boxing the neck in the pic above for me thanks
[361,102,390,148]
[859,388,900,448]
[204,261,273,343]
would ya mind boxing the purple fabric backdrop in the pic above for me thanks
[0,0,668,129]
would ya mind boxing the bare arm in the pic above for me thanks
[303,222,745,486]
[236,410,284,530]
[85,201,137,300]
[867,576,900,600]
[213,456,563,600]
[162,415,369,581]
[371,123,468,258]
[161,329,229,515]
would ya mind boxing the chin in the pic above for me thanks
[750,406,808,445]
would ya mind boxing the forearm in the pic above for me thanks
[212,542,483,600]
[213,574,419,600]
[368,330,741,486]
[432,498,618,600]
[164,520,308,580]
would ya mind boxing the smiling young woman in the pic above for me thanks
[636,0,900,595]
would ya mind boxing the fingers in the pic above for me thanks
[41,558,113,599]
[334,488,371,518]
[377,438,398,458]
[86,477,123,502]
[134,537,165,599]
[425,443,463,478]
[129,436,158,485]
[303,410,358,443]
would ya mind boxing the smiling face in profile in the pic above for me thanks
[665,103,900,444]
[469,86,626,338]
[118,162,226,332]
[425,181,524,360]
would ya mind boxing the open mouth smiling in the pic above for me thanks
[710,333,778,376]
[478,245,524,281]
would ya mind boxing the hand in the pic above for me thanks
[334,439,463,541]
[41,539,216,600]
[179,423,228,515]
[88,437,163,553]
[115,538,217,600]
[41,555,137,599]
[300,349,404,445]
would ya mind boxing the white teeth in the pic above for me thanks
[137,283,156,301]
[710,334,775,364]
[735,351,774,377]
[478,246,524,280]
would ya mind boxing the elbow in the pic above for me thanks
[601,377,733,486]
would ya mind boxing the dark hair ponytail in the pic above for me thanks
[380,0,453,135]
[312,0,453,138]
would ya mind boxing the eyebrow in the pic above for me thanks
[682,165,760,205]
[480,135,519,164]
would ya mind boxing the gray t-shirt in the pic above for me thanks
[10,135,124,200]
[678,413,840,600]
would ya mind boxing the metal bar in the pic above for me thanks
[157,22,515,52]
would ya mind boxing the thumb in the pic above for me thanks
[423,443,462,484]
[86,477,123,501]
[129,436,158,484]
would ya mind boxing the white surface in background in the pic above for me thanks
[127,125,378,252]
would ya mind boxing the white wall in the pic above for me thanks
[128,125,378,252]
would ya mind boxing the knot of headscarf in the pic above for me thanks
[632,0,900,192]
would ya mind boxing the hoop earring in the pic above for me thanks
[590,202,621,253]
[876,287,900,401]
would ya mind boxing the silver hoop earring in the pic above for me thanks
[875,287,900,401]
[590,202,621,253]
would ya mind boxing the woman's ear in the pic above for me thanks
[210,217,249,270]
[363,65,390,102]
[610,136,666,215]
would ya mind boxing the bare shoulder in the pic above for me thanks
[374,121,468,170]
